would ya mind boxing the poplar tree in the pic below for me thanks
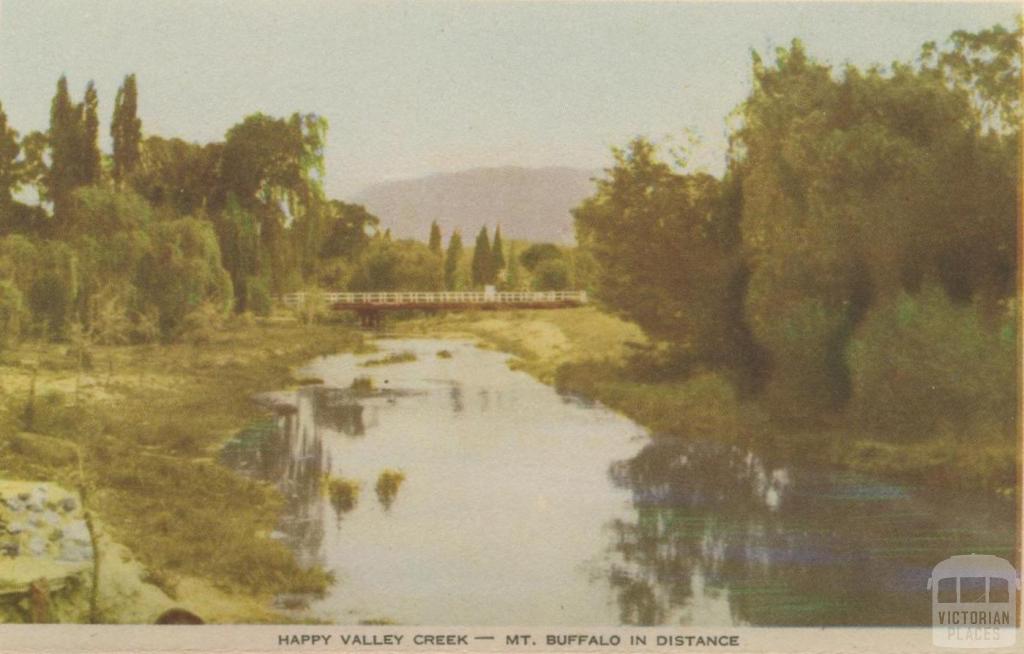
[82,81,101,185]
[111,74,142,186]
[48,75,77,222]
[471,226,492,287]
[0,101,20,207]
[444,230,463,290]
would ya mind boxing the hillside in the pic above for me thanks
[352,166,598,244]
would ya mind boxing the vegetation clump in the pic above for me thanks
[374,469,406,510]
[326,477,361,515]
[350,375,374,392]
[361,351,416,367]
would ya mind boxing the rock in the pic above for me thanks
[1,539,19,557]
[63,520,91,544]
[25,487,48,512]
[4,496,25,512]
[27,536,47,557]
[58,540,93,563]
[6,521,27,535]
[59,497,77,513]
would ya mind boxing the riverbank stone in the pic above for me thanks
[0,481,94,596]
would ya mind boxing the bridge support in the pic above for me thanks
[357,309,383,330]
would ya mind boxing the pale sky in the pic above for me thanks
[0,1,1017,197]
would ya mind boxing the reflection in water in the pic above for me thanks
[312,387,365,436]
[220,338,1016,626]
[605,437,1015,625]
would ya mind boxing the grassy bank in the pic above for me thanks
[0,317,366,622]
[396,307,1017,499]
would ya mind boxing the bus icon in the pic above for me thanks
[929,554,1020,648]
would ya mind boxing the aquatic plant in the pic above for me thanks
[350,375,374,392]
[327,477,361,515]
[375,469,406,511]
[361,351,417,367]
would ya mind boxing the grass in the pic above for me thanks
[361,350,417,367]
[0,318,365,622]
[350,375,375,392]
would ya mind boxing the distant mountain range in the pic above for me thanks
[352,166,599,244]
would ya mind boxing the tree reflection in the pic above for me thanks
[312,387,366,436]
[604,437,941,626]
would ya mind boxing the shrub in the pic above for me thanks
[244,276,273,317]
[747,294,847,422]
[28,271,72,339]
[847,285,1016,444]
[0,279,26,348]
[532,258,570,291]
[181,301,226,345]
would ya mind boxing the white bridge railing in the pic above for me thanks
[281,290,588,309]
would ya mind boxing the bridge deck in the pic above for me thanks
[282,290,587,311]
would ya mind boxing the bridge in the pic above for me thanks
[281,290,588,327]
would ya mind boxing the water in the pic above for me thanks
[220,338,1016,626]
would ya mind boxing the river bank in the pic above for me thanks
[395,307,1017,500]
[0,318,366,622]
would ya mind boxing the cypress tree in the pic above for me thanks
[506,243,521,290]
[444,230,463,290]
[471,226,491,287]
[428,220,442,254]
[491,225,505,280]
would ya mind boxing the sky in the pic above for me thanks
[0,1,1017,197]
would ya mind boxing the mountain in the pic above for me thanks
[352,166,599,244]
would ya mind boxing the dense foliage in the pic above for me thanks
[575,21,1019,441]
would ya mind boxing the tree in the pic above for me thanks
[136,218,233,337]
[221,111,328,293]
[320,200,379,259]
[575,138,756,378]
[471,226,492,287]
[491,225,505,278]
[48,75,78,223]
[17,131,49,205]
[132,136,222,214]
[518,243,562,271]
[0,102,21,208]
[505,242,521,290]
[532,258,569,291]
[81,81,101,185]
[428,220,442,254]
[111,74,142,186]
[444,230,463,290]
[348,239,443,292]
